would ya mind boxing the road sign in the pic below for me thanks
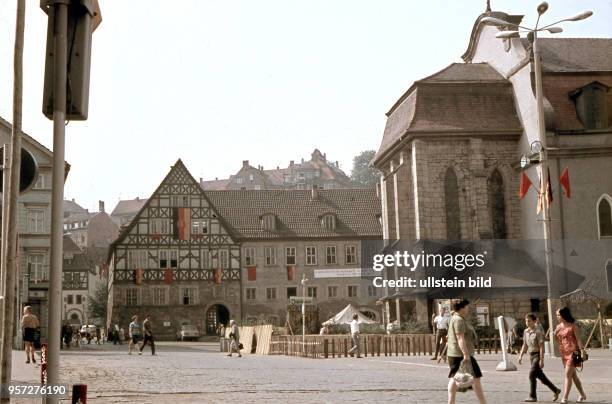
[0,146,38,194]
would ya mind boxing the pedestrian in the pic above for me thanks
[555,307,587,403]
[518,313,561,402]
[119,326,125,343]
[348,313,361,358]
[431,306,450,361]
[128,315,142,355]
[446,299,486,404]
[114,324,121,345]
[20,306,39,364]
[139,314,156,356]
[62,321,73,349]
[227,319,242,357]
[95,326,101,345]
[319,323,329,335]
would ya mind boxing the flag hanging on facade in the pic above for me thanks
[214,268,222,284]
[286,266,295,281]
[247,266,257,281]
[134,268,143,285]
[172,207,191,240]
[560,167,571,198]
[164,268,173,284]
[519,172,533,199]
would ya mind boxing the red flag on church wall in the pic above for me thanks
[286,266,295,281]
[519,172,533,199]
[247,266,256,281]
[560,167,571,198]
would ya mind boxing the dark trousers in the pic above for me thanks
[140,334,155,355]
[434,329,447,358]
[529,352,557,399]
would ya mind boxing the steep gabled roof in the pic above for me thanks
[373,63,522,166]
[110,198,148,216]
[204,188,381,240]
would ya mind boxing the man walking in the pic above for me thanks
[348,313,361,358]
[431,306,450,360]
[128,315,142,355]
[140,314,156,356]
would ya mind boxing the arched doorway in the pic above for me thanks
[205,304,230,335]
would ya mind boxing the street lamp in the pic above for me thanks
[484,2,592,357]
[301,274,309,355]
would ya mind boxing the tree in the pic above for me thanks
[350,150,379,187]
[87,280,109,326]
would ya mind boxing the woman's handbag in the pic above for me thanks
[238,343,244,350]
[454,359,475,390]
[572,349,588,371]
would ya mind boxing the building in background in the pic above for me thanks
[0,116,69,341]
[201,149,354,191]
[110,197,147,226]
[64,200,119,249]
[372,8,612,327]
[108,160,382,339]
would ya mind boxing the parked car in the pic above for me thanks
[176,325,200,341]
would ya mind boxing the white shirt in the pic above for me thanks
[433,314,450,330]
[350,319,359,335]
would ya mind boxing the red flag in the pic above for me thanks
[164,268,173,284]
[247,266,256,281]
[214,268,222,284]
[519,172,533,199]
[172,208,191,240]
[134,268,143,285]
[559,167,571,198]
[286,266,295,281]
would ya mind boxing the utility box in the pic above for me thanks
[41,0,100,120]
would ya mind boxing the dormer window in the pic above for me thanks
[321,213,336,231]
[570,82,609,130]
[261,214,276,231]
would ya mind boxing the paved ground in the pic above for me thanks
[7,341,612,403]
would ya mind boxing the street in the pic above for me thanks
[8,342,612,403]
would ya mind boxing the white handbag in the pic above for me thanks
[454,359,475,390]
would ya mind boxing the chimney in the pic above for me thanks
[199,177,203,183]
[99,200,105,213]
[323,153,327,160]
[243,160,249,167]
[136,197,139,201]
[290,160,294,167]
[311,184,319,200]
[72,198,75,202]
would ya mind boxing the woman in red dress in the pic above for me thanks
[554,307,587,403]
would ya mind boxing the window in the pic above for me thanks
[246,288,256,300]
[236,177,244,184]
[570,81,609,130]
[33,174,47,189]
[264,247,276,266]
[254,185,261,190]
[475,304,490,326]
[150,287,166,305]
[150,219,170,234]
[266,288,277,300]
[76,295,82,304]
[28,254,47,282]
[488,169,507,239]
[261,214,276,231]
[328,286,338,298]
[191,220,208,235]
[444,167,461,240]
[367,285,377,297]
[67,294,74,304]
[345,245,357,265]
[27,209,45,233]
[126,289,138,306]
[219,249,229,268]
[127,250,148,269]
[325,246,337,265]
[306,246,317,265]
[181,288,197,305]
[285,247,296,265]
[202,249,212,269]
[158,250,178,269]
[307,286,317,298]
[598,195,612,238]
[347,285,358,298]
[322,214,336,230]
[244,247,256,266]
[249,174,254,181]
[286,287,297,298]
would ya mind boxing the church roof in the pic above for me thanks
[204,188,381,240]
[373,63,522,166]
[522,38,612,73]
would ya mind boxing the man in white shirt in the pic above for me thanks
[431,307,450,360]
[347,314,361,358]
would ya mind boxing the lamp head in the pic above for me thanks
[495,30,520,39]
[481,16,512,26]
[537,2,549,15]
[567,11,593,21]
[545,26,563,34]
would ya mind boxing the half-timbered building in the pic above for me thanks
[107,160,242,339]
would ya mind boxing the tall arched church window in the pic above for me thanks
[598,195,612,238]
[488,169,507,239]
[444,168,461,240]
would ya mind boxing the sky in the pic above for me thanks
[0,0,611,212]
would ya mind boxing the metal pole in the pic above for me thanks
[47,1,68,399]
[0,0,25,399]
[301,274,306,355]
[533,31,557,357]
[1,144,10,299]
